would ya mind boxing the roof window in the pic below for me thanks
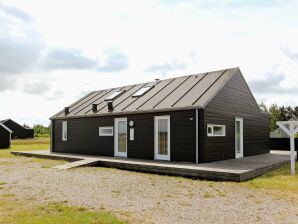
[105,90,124,101]
[132,85,153,97]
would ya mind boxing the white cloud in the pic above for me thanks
[146,59,185,75]
[0,0,298,125]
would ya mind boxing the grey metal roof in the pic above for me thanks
[51,67,241,119]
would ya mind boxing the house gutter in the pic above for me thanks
[50,105,204,120]
[50,120,53,152]
[196,108,199,164]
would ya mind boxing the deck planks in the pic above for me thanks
[11,150,290,182]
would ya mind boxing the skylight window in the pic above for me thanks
[105,90,124,101]
[132,85,153,97]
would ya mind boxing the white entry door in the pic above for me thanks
[235,117,243,158]
[114,118,127,157]
[154,116,170,161]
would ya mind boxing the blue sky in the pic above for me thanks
[0,0,298,125]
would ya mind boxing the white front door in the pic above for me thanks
[235,117,243,158]
[114,118,127,157]
[154,116,170,161]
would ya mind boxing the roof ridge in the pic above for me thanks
[88,67,239,93]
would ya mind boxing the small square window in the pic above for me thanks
[99,126,113,136]
[207,124,225,137]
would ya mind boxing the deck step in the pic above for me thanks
[53,159,100,170]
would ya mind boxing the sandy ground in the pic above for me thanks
[1,157,298,224]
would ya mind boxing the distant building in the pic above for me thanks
[0,122,12,149]
[1,119,34,139]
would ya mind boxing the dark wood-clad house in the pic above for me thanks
[50,68,269,163]
[1,119,34,139]
[0,122,12,149]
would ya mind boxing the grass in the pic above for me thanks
[0,138,126,223]
[217,191,227,197]
[12,137,50,145]
[243,162,298,194]
[0,138,50,158]
[203,192,214,198]
[0,137,64,167]
[0,198,126,224]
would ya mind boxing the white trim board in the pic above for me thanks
[0,122,13,133]
[114,117,128,158]
[154,115,171,161]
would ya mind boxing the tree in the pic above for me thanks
[259,102,268,112]
[33,124,51,137]
[294,106,298,118]
[269,104,282,131]
[23,123,31,129]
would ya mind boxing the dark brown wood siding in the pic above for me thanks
[203,73,270,162]
[53,117,114,156]
[53,110,196,162]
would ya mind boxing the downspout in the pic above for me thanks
[196,109,199,164]
[50,120,53,152]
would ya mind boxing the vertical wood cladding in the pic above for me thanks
[53,110,196,162]
[203,72,270,162]
[0,127,10,149]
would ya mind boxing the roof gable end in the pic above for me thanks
[0,122,13,133]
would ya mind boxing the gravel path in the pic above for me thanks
[1,157,298,224]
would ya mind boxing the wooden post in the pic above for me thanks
[277,121,298,176]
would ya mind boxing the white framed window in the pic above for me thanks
[99,126,113,136]
[62,121,67,141]
[207,124,226,137]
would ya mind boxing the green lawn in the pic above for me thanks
[243,162,298,195]
[0,199,125,224]
[0,138,126,224]
[0,138,50,158]
[0,138,64,167]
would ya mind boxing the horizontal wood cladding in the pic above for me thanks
[203,72,270,162]
[54,117,114,156]
[53,110,196,162]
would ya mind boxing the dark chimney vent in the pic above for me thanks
[64,107,69,115]
[107,101,114,112]
[92,104,98,113]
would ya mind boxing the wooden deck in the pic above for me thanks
[11,150,290,182]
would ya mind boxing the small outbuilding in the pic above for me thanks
[50,67,269,163]
[0,122,12,149]
[1,119,34,139]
